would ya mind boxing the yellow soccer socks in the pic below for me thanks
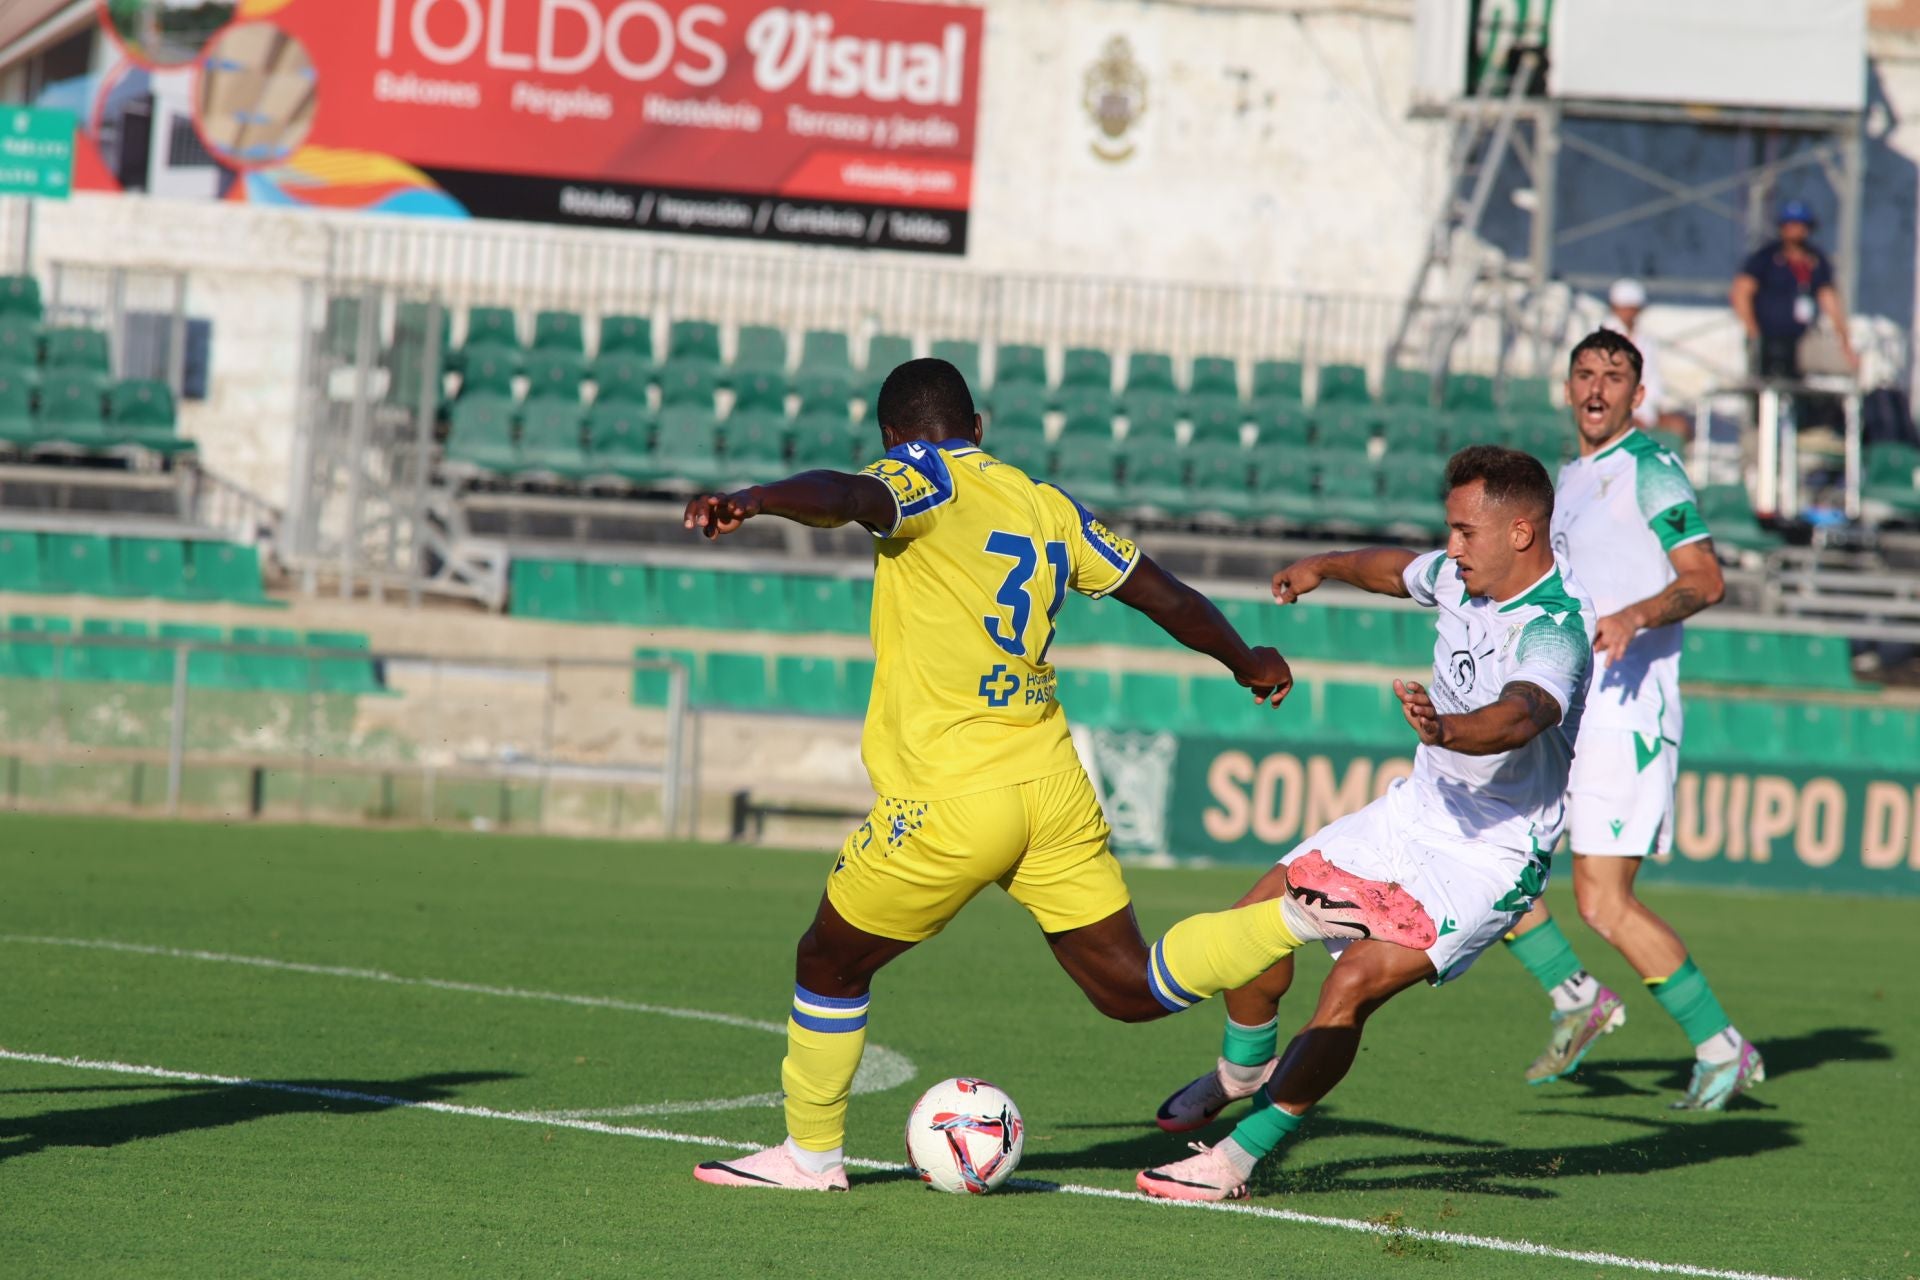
[781,985,869,1158]
[1147,901,1304,1013]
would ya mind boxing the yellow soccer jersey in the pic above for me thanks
[855,438,1141,800]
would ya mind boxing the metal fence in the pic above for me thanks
[0,629,694,837]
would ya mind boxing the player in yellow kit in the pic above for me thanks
[685,359,1435,1191]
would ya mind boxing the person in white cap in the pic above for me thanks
[1601,279,1664,431]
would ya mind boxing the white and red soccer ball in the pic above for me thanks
[904,1077,1025,1194]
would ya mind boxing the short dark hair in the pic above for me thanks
[875,357,975,439]
[1444,444,1554,525]
[1568,329,1644,384]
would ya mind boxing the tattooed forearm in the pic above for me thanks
[1500,680,1563,732]
[1432,681,1563,755]
[1635,581,1707,629]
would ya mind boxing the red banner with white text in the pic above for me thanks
[65,0,984,253]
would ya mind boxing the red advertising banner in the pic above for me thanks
[59,0,985,253]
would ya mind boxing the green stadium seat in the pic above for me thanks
[1845,705,1920,768]
[1267,603,1336,662]
[1122,436,1190,512]
[455,348,519,398]
[1055,436,1124,509]
[1125,391,1183,441]
[1118,671,1187,732]
[732,324,787,373]
[1057,388,1116,438]
[723,571,795,632]
[730,362,788,413]
[115,536,189,600]
[230,626,308,691]
[1390,609,1436,669]
[844,656,875,707]
[1328,607,1400,665]
[1320,681,1398,745]
[654,567,729,629]
[723,408,790,484]
[1436,408,1503,452]
[669,319,723,365]
[1696,483,1782,553]
[791,574,869,635]
[524,349,585,403]
[41,326,110,374]
[1124,352,1178,397]
[516,401,589,477]
[632,646,699,706]
[188,542,267,604]
[1716,699,1792,763]
[654,407,725,486]
[1504,376,1556,413]
[864,334,916,403]
[306,631,384,694]
[1248,446,1322,525]
[1317,451,1382,525]
[384,302,451,410]
[1510,418,1567,469]
[1316,363,1370,407]
[0,529,40,590]
[533,310,585,355]
[1249,401,1311,448]
[41,533,118,596]
[461,306,520,360]
[657,360,720,410]
[1184,443,1255,520]
[1444,372,1497,411]
[1185,394,1244,445]
[0,369,36,444]
[159,621,232,688]
[1061,347,1113,393]
[794,368,856,415]
[1189,674,1277,737]
[1054,667,1118,729]
[583,402,656,482]
[1780,633,1857,691]
[699,650,770,710]
[584,562,653,624]
[994,343,1047,389]
[790,412,863,470]
[1726,631,1789,686]
[8,613,74,679]
[36,369,108,444]
[990,383,1049,433]
[597,314,654,361]
[1376,406,1443,454]
[107,377,178,431]
[511,559,585,621]
[589,352,651,407]
[72,618,165,684]
[773,654,848,716]
[1682,627,1740,683]
[800,330,853,372]
[1190,356,1241,399]
[0,316,39,372]
[1381,367,1430,407]
[0,275,42,320]
[1253,360,1307,405]
[445,393,519,472]
[929,339,982,388]
[990,428,1051,477]
[1382,455,1449,534]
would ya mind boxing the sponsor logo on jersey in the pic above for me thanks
[1450,649,1477,692]
[1609,818,1626,838]
[978,664,1021,707]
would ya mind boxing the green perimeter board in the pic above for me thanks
[0,107,75,199]
[1107,733,1920,895]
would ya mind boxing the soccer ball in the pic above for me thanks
[903,1077,1025,1194]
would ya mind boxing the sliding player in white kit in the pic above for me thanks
[1138,446,1598,1201]
[1500,329,1763,1110]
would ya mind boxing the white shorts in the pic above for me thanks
[1566,727,1677,857]
[1278,778,1546,984]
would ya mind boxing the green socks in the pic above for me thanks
[1222,1016,1278,1069]
[1648,956,1732,1047]
[1225,1093,1305,1160]
[1505,918,1583,993]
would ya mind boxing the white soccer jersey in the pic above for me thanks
[1402,551,1598,852]
[1550,429,1710,740]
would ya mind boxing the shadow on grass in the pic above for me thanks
[0,1070,515,1164]
[1565,1025,1891,1100]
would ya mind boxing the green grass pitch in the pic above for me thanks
[0,815,1913,1278]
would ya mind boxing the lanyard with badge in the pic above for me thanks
[1789,254,1817,326]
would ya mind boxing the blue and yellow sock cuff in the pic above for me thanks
[1147,940,1202,1013]
[791,984,870,1034]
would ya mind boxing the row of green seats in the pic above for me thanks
[0,371,184,454]
[518,561,872,634]
[0,275,42,321]
[1682,627,1855,690]
[1865,442,1920,517]
[0,530,266,604]
[632,646,875,716]
[0,321,111,375]
[0,616,383,693]
[1687,698,1916,768]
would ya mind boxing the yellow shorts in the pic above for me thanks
[827,768,1131,943]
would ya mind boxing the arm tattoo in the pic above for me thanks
[1639,581,1706,629]
[1500,680,1563,732]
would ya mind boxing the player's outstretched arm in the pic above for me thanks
[1394,678,1561,755]
[682,472,895,538]
[1591,540,1725,662]
[1115,555,1292,705]
[1273,548,1419,603]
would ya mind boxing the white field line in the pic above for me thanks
[0,1046,1800,1280]
[0,933,914,1115]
